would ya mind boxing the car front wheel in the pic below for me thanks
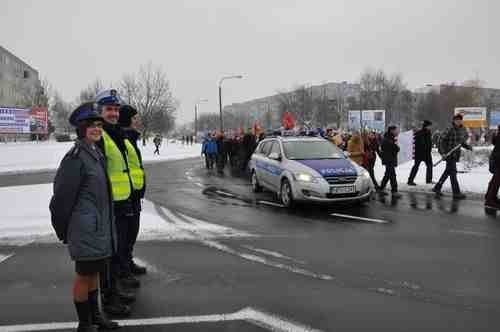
[280,179,295,208]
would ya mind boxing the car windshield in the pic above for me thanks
[283,141,345,160]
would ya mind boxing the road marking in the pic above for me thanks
[0,307,323,332]
[330,213,389,224]
[0,253,14,264]
[202,240,334,281]
[258,200,285,208]
[156,206,333,281]
[215,190,236,197]
[241,245,306,264]
[449,230,492,238]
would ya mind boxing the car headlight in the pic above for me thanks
[295,172,317,183]
[361,169,371,180]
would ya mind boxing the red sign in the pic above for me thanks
[29,107,48,134]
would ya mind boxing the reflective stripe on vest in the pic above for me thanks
[102,131,131,201]
[125,139,145,190]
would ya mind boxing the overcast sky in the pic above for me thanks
[1,0,498,124]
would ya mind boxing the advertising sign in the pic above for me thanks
[0,107,30,133]
[29,107,49,134]
[348,110,385,132]
[454,107,487,128]
[0,107,48,134]
[490,109,500,129]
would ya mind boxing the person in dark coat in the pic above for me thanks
[485,126,500,208]
[378,125,401,198]
[407,120,433,185]
[363,131,381,189]
[119,105,147,276]
[433,114,471,199]
[239,130,257,171]
[50,103,119,331]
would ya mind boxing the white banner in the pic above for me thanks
[398,130,414,166]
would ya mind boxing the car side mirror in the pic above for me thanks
[268,152,282,161]
[343,151,351,158]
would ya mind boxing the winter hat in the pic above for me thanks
[118,105,138,127]
[422,120,432,128]
[69,102,103,139]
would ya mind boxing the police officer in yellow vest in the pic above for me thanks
[94,89,137,317]
[118,104,147,276]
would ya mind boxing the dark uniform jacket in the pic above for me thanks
[438,124,469,162]
[123,128,146,213]
[414,127,432,161]
[381,132,400,167]
[50,140,116,261]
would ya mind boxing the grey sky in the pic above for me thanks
[1,0,497,124]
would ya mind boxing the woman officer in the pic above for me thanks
[50,102,119,331]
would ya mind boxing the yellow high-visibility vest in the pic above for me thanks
[102,131,131,201]
[125,139,145,190]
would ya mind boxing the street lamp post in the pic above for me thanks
[218,75,243,132]
[195,98,208,142]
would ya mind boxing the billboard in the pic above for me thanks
[490,109,500,129]
[348,110,385,132]
[454,107,487,128]
[29,107,49,134]
[0,107,48,134]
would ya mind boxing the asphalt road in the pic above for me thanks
[1,158,500,331]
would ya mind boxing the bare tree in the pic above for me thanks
[51,92,72,134]
[120,62,177,145]
[78,79,104,103]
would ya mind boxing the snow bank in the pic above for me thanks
[0,140,201,175]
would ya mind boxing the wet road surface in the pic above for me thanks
[1,158,500,331]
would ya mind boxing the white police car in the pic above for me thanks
[249,136,373,208]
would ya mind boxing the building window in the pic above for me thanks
[23,70,29,79]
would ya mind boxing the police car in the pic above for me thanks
[249,135,373,208]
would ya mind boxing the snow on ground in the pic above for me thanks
[0,140,201,175]
[0,184,252,245]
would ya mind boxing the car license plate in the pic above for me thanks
[330,185,355,194]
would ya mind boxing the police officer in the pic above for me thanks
[50,103,119,331]
[118,104,147,275]
[94,89,138,317]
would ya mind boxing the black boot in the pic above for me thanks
[74,300,98,332]
[103,290,131,317]
[130,261,147,276]
[89,290,120,330]
[120,274,140,289]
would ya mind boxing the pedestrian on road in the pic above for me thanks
[95,89,138,317]
[50,102,119,331]
[407,120,433,186]
[362,131,380,189]
[378,125,401,198]
[202,133,218,169]
[153,134,162,155]
[119,105,148,276]
[485,126,500,208]
[347,131,365,166]
[433,114,471,199]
